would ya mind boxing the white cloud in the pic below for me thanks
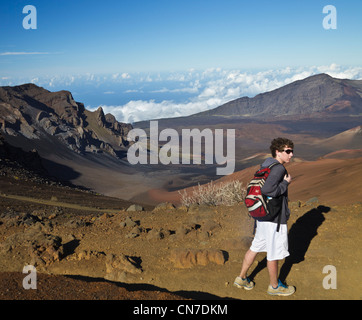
[151,86,199,94]
[98,97,223,124]
[112,72,131,80]
[316,64,362,80]
[0,51,50,56]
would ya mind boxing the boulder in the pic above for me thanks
[152,202,176,212]
[105,254,142,282]
[28,233,64,267]
[126,204,144,212]
[169,249,226,268]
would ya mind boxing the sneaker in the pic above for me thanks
[233,276,254,290]
[267,279,295,296]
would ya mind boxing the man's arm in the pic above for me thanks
[261,165,289,198]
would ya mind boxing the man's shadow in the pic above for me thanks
[248,205,331,283]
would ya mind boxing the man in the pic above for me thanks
[234,137,295,296]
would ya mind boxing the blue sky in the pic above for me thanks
[1,0,362,122]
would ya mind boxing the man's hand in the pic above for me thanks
[284,174,292,184]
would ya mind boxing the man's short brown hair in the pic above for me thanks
[270,137,294,158]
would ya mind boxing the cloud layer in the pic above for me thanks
[1,64,361,124]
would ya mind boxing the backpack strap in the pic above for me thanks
[267,162,284,233]
[276,211,281,232]
[268,161,281,170]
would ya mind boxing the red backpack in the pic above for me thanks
[244,162,283,231]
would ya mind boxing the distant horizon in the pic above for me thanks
[2,64,362,123]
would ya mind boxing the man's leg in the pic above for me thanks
[267,259,279,288]
[267,258,295,296]
[234,249,257,290]
[239,249,258,279]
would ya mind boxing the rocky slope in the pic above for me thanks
[0,132,55,184]
[0,177,361,300]
[0,83,132,158]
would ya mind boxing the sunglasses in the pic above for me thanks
[283,149,294,154]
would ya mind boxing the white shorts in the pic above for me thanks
[250,221,289,261]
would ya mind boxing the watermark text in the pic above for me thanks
[323,5,337,30]
[127,121,235,175]
[22,265,37,290]
[322,265,337,289]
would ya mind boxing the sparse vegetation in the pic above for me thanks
[178,180,246,207]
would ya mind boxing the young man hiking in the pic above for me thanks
[234,137,295,296]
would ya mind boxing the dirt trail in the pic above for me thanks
[0,193,122,214]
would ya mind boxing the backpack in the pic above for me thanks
[244,162,283,232]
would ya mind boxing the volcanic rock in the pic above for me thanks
[0,83,132,157]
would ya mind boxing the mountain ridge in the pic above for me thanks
[179,73,362,119]
[194,73,362,118]
[0,83,133,158]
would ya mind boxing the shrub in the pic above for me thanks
[178,180,246,207]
